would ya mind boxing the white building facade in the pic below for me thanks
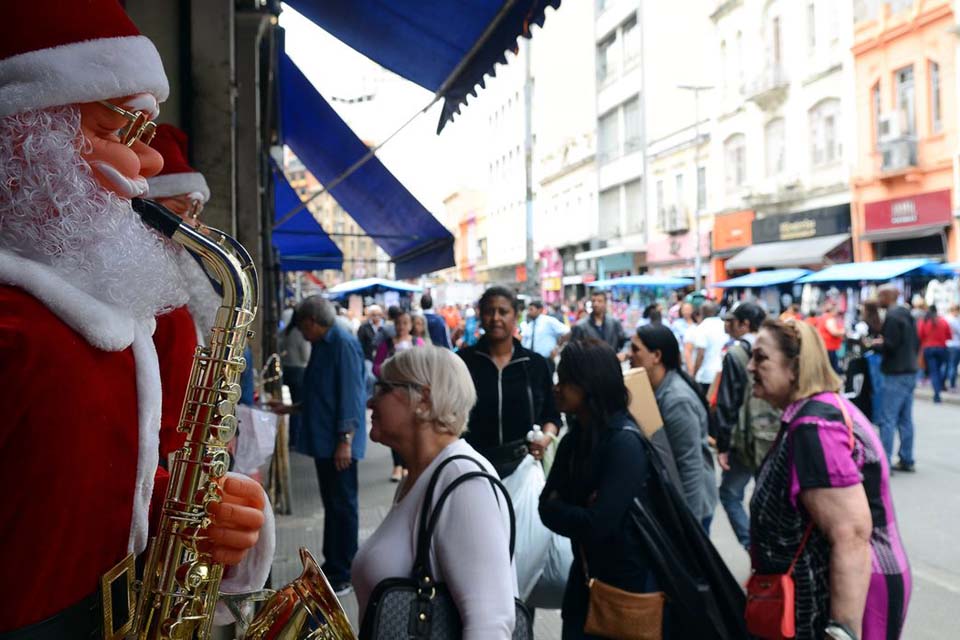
[708,0,856,282]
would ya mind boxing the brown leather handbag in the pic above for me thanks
[582,549,665,640]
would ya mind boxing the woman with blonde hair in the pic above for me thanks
[747,319,910,640]
[353,346,519,639]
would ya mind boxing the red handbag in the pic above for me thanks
[744,523,812,639]
[745,394,855,639]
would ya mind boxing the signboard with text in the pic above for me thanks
[864,189,952,232]
[752,204,851,244]
[713,209,755,251]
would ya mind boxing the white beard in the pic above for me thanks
[0,106,187,320]
[177,249,222,338]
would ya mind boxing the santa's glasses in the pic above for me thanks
[98,101,158,147]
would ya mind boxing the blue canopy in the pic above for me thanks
[920,261,960,276]
[715,269,811,289]
[797,259,933,284]
[327,277,423,297]
[588,275,694,289]
[272,168,343,272]
[279,53,455,279]
[285,0,562,132]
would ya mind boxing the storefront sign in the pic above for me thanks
[752,204,851,244]
[864,189,952,232]
[542,277,562,291]
[647,231,710,265]
[713,209,755,251]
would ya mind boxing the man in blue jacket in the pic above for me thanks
[296,295,367,594]
[421,293,452,348]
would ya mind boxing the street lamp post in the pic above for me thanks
[677,84,713,292]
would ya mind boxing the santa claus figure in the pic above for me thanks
[0,2,270,633]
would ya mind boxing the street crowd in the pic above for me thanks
[277,279,932,639]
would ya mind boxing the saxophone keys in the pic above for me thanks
[217,414,238,441]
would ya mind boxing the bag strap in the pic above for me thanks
[413,455,512,578]
[788,393,856,575]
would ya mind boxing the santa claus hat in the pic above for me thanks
[146,124,211,203]
[0,0,169,118]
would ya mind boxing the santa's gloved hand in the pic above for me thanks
[205,474,266,565]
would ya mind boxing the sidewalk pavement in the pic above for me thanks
[271,436,751,639]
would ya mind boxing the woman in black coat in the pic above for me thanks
[457,286,561,478]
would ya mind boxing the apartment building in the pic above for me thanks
[582,0,647,280]
[708,0,856,282]
[850,0,958,262]
[531,0,599,303]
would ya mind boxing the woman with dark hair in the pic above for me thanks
[279,308,311,446]
[630,324,718,530]
[457,286,561,477]
[540,338,666,639]
[917,303,951,403]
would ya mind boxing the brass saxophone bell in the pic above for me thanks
[244,547,356,639]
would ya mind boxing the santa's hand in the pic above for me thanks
[206,475,266,565]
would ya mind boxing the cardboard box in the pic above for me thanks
[623,367,663,438]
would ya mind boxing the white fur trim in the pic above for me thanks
[219,475,276,594]
[0,36,169,118]
[127,322,163,554]
[0,250,135,350]
[147,172,211,202]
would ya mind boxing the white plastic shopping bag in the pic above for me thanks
[501,455,552,600]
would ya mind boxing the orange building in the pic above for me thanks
[851,0,959,263]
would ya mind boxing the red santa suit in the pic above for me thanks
[0,253,164,629]
[153,305,198,458]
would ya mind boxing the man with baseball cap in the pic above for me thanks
[714,302,781,550]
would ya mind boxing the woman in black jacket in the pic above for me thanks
[458,286,561,478]
[540,339,665,639]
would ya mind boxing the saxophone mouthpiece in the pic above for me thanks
[132,197,183,239]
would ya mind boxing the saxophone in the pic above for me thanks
[130,199,355,640]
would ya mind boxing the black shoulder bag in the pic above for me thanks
[359,455,534,640]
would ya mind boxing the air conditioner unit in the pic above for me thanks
[881,139,917,172]
[878,113,900,143]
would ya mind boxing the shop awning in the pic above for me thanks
[715,268,811,289]
[272,167,343,272]
[326,277,423,297]
[724,234,850,270]
[588,275,693,289]
[284,0,562,132]
[798,258,933,284]
[859,224,947,243]
[278,53,455,279]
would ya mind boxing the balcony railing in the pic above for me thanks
[657,205,690,235]
[879,137,918,174]
[746,64,789,110]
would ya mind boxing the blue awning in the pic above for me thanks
[327,277,423,298]
[272,167,343,272]
[278,53,454,279]
[715,269,811,289]
[588,275,694,289]
[284,0,562,132]
[798,259,933,284]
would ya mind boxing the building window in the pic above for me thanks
[872,82,882,146]
[674,173,684,209]
[597,34,618,83]
[735,31,744,91]
[724,134,747,192]
[598,110,620,163]
[696,166,706,211]
[655,179,664,216]
[623,97,642,152]
[720,40,727,95]
[806,2,816,53]
[623,16,641,68]
[599,187,621,239]
[765,118,786,176]
[625,179,644,234]
[769,16,782,66]
[895,65,915,137]
[809,98,841,166]
[930,60,942,133]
